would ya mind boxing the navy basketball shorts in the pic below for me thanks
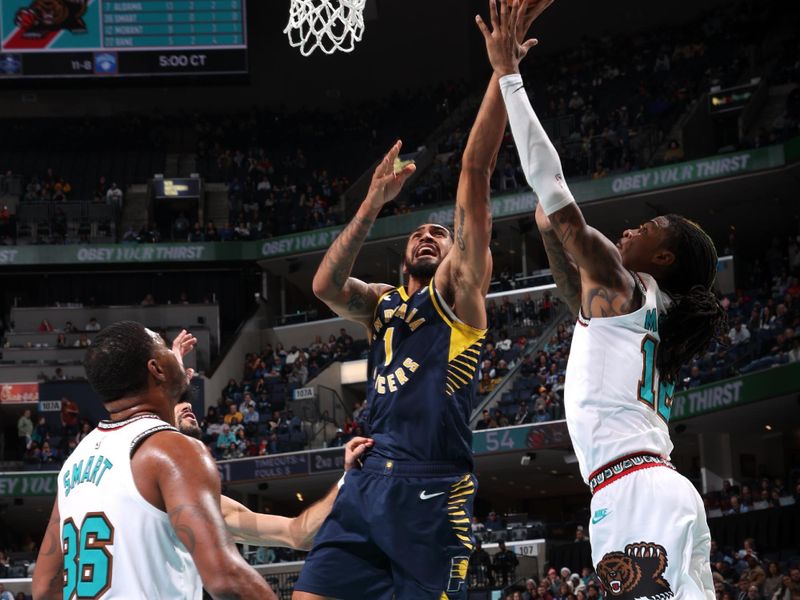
[294,456,478,600]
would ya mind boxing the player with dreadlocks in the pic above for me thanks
[477,2,724,599]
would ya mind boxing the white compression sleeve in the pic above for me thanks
[499,73,576,216]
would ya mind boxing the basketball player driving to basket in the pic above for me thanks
[293,2,554,598]
[477,2,725,599]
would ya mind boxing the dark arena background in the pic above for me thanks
[0,0,799,598]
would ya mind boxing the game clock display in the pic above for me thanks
[0,0,247,78]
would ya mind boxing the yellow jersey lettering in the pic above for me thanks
[408,317,426,331]
[394,367,409,385]
[373,317,383,334]
[376,375,386,394]
[386,374,398,393]
[383,308,396,322]
[394,302,408,320]
[403,357,419,372]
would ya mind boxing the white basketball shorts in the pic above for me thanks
[588,465,715,600]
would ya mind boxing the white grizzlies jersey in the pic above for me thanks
[57,414,202,599]
[564,272,676,483]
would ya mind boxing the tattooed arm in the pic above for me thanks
[480,0,632,318]
[312,141,415,327]
[545,204,635,318]
[433,71,501,329]
[133,432,276,600]
[535,203,582,316]
[31,501,62,599]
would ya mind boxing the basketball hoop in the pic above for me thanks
[284,0,366,56]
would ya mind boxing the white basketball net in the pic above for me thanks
[284,0,366,56]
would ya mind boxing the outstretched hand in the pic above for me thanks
[343,436,374,471]
[476,0,541,77]
[171,329,197,383]
[366,140,416,210]
[515,0,554,43]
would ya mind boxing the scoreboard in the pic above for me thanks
[0,0,247,78]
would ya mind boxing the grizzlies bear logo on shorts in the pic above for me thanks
[597,542,673,600]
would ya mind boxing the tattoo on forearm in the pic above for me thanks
[456,206,466,251]
[167,504,200,554]
[324,216,374,288]
[541,230,581,316]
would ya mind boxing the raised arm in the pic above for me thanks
[480,0,633,317]
[135,432,277,600]
[312,141,415,328]
[535,203,581,316]
[435,0,552,328]
[31,501,62,600]
[220,436,372,550]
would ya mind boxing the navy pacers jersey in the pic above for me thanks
[363,280,486,469]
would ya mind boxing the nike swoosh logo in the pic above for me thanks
[419,490,445,500]
[591,509,610,525]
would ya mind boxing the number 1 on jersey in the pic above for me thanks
[383,326,395,366]
[637,335,674,423]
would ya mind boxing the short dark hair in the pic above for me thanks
[84,321,156,403]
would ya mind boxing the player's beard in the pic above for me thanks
[404,257,439,280]
[179,419,202,440]
[177,388,202,439]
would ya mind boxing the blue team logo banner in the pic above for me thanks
[93,50,116,74]
[1,0,101,51]
[0,53,22,74]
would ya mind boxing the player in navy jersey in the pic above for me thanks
[293,3,554,599]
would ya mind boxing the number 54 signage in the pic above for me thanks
[472,421,570,455]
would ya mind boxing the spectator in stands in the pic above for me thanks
[40,440,59,465]
[764,562,783,599]
[575,525,588,542]
[24,441,41,463]
[84,317,101,331]
[243,403,259,434]
[141,293,156,306]
[337,328,353,348]
[0,583,14,600]
[106,182,123,209]
[56,333,68,348]
[492,540,518,587]
[484,510,503,532]
[38,319,54,332]
[73,333,91,348]
[173,213,191,240]
[216,423,236,455]
[31,416,49,447]
[726,496,748,515]
[475,409,496,430]
[729,319,751,346]
[493,408,509,427]
[469,540,494,589]
[75,422,92,444]
[63,321,77,333]
[224,403,243,426]
[188,222,205,242]
[545,567,561,596]
[56,396,79,438]
[513,402,530,425]
[17,409,33,456]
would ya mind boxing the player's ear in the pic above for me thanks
[147,358,166,382]
[652,249,675,267]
